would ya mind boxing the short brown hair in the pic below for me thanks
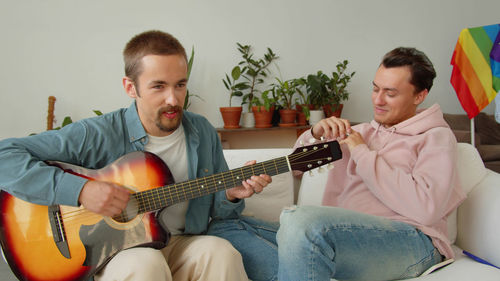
[381,47,436,93]
[123,30,187,83]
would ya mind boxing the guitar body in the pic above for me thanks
[0,151,172,281]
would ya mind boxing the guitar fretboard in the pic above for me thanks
[133,156,290,214]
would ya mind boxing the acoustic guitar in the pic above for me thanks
[0,140,341,281]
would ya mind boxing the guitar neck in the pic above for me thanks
[133,156,290,214]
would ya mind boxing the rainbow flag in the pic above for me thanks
[450,24,500,119]
[491,28,500,92]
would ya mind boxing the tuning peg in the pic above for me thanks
[299,140,304,146]
[327,163,334,170]
[308,138,316,144]
[320,136,325,141]
[309,170,314,177]
[318,167,325,173]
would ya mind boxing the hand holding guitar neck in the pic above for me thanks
[225,160,273,201]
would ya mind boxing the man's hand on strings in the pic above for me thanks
[78,180,130,217]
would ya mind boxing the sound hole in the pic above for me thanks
[112,196,139,223]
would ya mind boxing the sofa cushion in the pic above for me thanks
[443,114,470,131]
[484,161,500,173]
[476,145,500,161]
[444,143,487,243]
[223,148,294,222]
[455,143,487,194]
[451,130,471,143]
[474,112,500,145]
[456,169,500,269]
[451,129,481,144]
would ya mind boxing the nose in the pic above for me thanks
[164,87,179,106]
[373,92,386,105]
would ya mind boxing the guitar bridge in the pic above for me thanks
[48,205,71,259]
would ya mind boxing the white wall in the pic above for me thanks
[0,0,498,139]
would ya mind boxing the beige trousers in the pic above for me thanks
[94,235,248,281]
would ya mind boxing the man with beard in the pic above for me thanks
[0,30,277,281]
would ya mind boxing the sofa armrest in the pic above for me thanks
[456,169,500,268]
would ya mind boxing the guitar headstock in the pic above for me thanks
[288,140,342,172]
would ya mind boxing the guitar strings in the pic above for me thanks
[57,149,327,225]
[68,145,327,220]
[56,144,332,226]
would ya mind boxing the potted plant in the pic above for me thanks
[220,43,278,128]
[322,60,356,118]
[304,71,329,125]
[293,77,313,125]
[220,65,248,129]
[251,89,278,128]
[303,60,355,121]
[235,43,278,127]
[272,77,302,127]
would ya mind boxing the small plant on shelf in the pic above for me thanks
[235,43,278,112]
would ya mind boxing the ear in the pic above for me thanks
[123,77,138,98]
[414,89,428,106]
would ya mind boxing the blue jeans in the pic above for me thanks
[207,216,279,281]
[277,206,442,281]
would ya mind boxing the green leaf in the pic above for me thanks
[235,82,250,90]
[61,116,73,127]
[187,47,195,79]
[93,110,103,116]
[231,66,241,80]
[223,76,230,90]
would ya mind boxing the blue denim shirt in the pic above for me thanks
[0,102,244,234]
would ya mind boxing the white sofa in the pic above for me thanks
[224,142,500,280]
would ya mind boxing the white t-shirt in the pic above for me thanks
[144,125,189,235]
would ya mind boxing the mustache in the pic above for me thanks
[158,106,182,115]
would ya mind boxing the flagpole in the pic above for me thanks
[470,117,475,147]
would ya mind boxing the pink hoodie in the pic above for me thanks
[295,104,466,259]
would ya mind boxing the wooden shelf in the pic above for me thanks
[216,125,311,149]
[217,125,310,134]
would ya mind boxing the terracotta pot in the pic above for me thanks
[252,106,274,128]
[296,104,315,126]
[323,104,343,118]
[220,107,242,129]
[279,109,298,127]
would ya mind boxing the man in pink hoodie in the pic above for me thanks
[277,47,466,281]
